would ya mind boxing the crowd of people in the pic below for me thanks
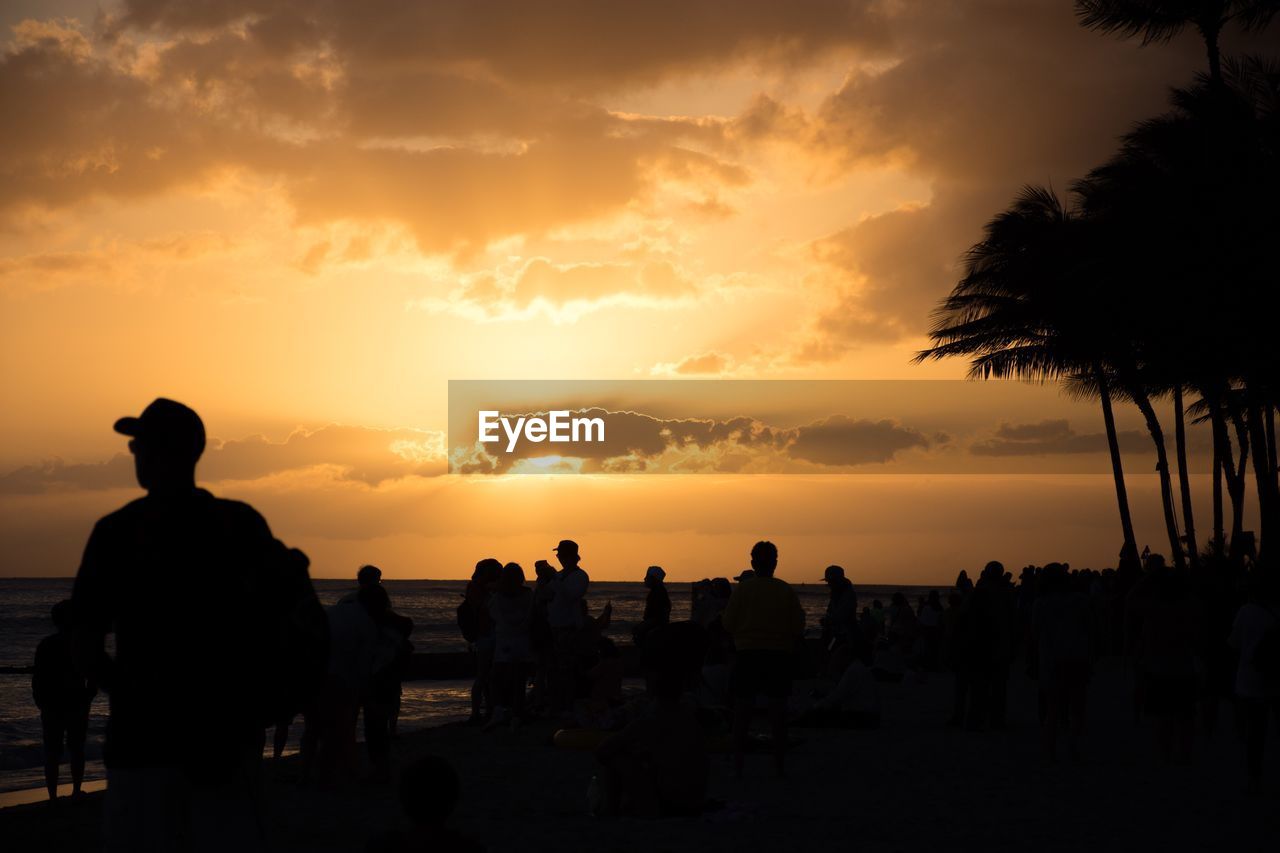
[25,398,1280,849]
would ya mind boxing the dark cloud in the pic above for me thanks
[790,0,1216,357]
[970,419,1146,456]
[0,424,446,493]
[450,407,931,474]
[0,18,750,257]
[788,415,930,465]
[114,1,895,91]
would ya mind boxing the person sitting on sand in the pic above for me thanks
[595,666,709,817]
[796,659,882,729]
[576,637,625,729]
[723,540,805,778]
[32,599,96,802]
[365,754,484,853]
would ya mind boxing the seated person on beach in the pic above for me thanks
[366,754,484,853]
[595,669,709,818]
[576,637,625,729]
[794,660,882,729]
[32,599,97,801]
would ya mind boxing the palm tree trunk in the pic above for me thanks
[1268,404,1277,490]
[1173,387,1199,567]
[1097,365,1138,566]
[1229,410,1250,556]
[1211,403,1226,556]
[1247,399,1279,562]
[1207,36,1222,87]
[1200,23,1223,88]
[1130,385,1185,569]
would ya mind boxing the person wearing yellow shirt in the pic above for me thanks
[723,540,805,778]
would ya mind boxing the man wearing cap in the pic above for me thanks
[547,540,589,713]
[820,565,859,671]
[70,398,316,852]
[632,566,671,647]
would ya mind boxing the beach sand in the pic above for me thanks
[3,659,1277,852]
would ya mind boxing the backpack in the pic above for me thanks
[457,599,480,644]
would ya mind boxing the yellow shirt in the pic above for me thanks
[723,576,805,651]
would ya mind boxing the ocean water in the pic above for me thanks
[0,577,933,795]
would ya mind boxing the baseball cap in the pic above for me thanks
[114,398,206,460]
[645,565,665,582]
[554,539,579,557]
[822,565,846,582]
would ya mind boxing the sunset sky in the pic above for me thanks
[0,1,1252,582]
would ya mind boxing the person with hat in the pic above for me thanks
[548,540,590,713]
[819,565,859,676]
[69,398,318,852]
[632,566,671,648]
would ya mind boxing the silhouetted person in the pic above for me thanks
[633,565,671,646]
[487,562,534,730]
[819,565,858,675]
[303,579,382,785]
[358,563,383,587]
[1030,563,1092,762]
[797,654,881,730]
[723,540,804,777]
[70,398,320,852]
[1131,554,1200,763]
[958,561,1015,730]
[548,540,589,714]
[528,560,556,714]
[917,589,944,670]
[595,659,709,817]
[32,599,96,802]
[1229,568,1280,791]
[366,754,483,853]
[364,583,413,782]
[461,559,501,724]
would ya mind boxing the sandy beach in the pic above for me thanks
[4,658,1277,853]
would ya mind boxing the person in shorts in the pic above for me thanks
[723,541,805,778]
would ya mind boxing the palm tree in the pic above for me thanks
[1075,0,1280,85]
[914,187,1142,565]
[1076,57,1280,561]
